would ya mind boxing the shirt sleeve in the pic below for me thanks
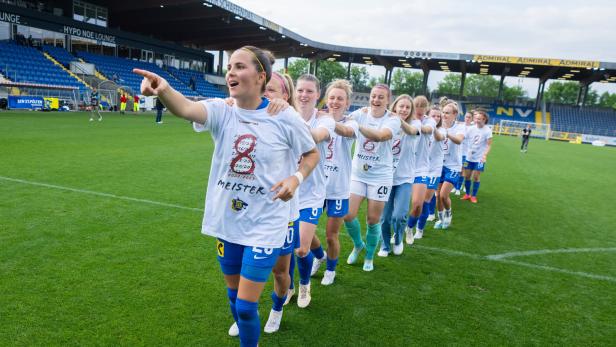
[383,116,402,136]
[345,119,360,138]
[455,124,465,136]
[192,98,227,135]
[284,111,316,158]
[487,128,493,139]
[317,115,336,141]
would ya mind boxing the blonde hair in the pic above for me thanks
[413,95,429,109]
[439,96,450,109]
[442,100,459,115]
[390,94,415,123]
[272,71,297,110]
[325,79,353,101]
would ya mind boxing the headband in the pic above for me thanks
[241,48,265,75]
[271,73,288,96]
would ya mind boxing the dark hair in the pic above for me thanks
[297,73,321,93]
[237,45,275,92]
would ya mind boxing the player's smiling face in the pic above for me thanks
[369,87,388,113]
[430,109,441,124]
[296,79,319,113]
[326,88,349,118]
[226,50,265,99]
[474,113,486,127]
[465,112,472,124]
[264,78,288,102]
[414,101,427,119]
[395,98,413,121]
[442,104,456,125]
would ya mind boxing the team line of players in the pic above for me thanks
[133,46,493,347]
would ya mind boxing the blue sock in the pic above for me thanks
[464,179,472,194]
[456,175,464,190]
[407,214,419,229]
[236,298,259,347]
[227,288,238,323]
[271,291,286,312]
[326,257,338,271]
[311,245,325,260]
[418,202,430,230]
[472,181,481,197]
[297,252,314,285]
[288,252,295,289]
[429,195,436,215]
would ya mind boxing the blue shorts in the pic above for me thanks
[299,207,323,225]
[462,155,467,165]
[216,238,281,282]
[464,161,485,172]
[413,176,429,185]
[324,199,349,217]
[440,167,461,185]
[427,176,440,190]
[280,219,300,256]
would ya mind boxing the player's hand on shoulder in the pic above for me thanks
[133,69,169,96]
[224,97,235,107]
[361,106,368,113]
[267,98,289,116]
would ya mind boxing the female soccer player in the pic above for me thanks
[133,46,319,347]
[309,79,358,285]
[89,88,102,121]
[343,83,401,271]
[435,102,465,229]
[456,111,473,195]
[405,96,438,244]
[461,109,493,203]
[378,94,419,256]
[293,74,336,308]
[414,106,445,238]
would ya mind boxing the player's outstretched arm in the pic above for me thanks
[399,119,419,135]
[358,125,393,142]
[133,68,206,124]
[334,122,356,137]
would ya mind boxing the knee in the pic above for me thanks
[273,268,288,282]
[236,299,258,321]
[296,247,309,258]
[410,204,421,216]
[326,231,338,244]
[367,215,380,225]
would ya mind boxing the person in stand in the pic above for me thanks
[521,123,532,152]
[133,94,140,112]
[119,93,127,114]
[133,45,318,347]
[89,88,102,122]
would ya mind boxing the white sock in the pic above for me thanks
[438,211,444,221]
[445,209,452,218]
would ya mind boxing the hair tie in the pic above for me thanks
[271,73,288,96]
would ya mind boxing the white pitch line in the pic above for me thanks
[414,245,616,284]
[486,247,616,260]
[0,175,202,212]
[3,175,615,283]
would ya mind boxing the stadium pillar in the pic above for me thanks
[459,71,466,99]
[497,67,509,103]
[576,83,584,106]
[347,59,352,79]
[284,57,289,72]
[217,50,224,76]
[422,66,430,96]
[581,83,590,107]
[535,81,546,110]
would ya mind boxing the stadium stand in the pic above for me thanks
[76,51,199,97]
[550,105,616,137]
[166,66,227,98]
[0,41,88,92]
[42,45,79,68]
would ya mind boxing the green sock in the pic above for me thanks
[344,218,364,249]
[365,223,381,260]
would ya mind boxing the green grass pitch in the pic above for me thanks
[1,111,615,346]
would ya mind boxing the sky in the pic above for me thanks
[221,0,616,95]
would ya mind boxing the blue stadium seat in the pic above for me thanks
[550,105,616,137]
[166,66,227,98]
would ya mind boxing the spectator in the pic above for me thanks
[155,97,164,124]
[133,94,140,112]
[119,93,127,114]
[189,76,196,91]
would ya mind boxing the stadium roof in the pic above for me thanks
[103,0,616,85]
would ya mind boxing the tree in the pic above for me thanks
[598,91,616,109]
[543,81,580,104]
[464,75,500,98]
[368,75,385,88]
[502,85,526,103]
[436,74,462,96]
[391,70,425,96]
[350,66,370,92]
[284,59,308,82]
[436,74,526,102]
[282,59,346,91]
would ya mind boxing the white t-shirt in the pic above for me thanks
[350,109,402,186]
[443,123,466,171]
[460,123,472,159]
[325,116,358,200]
[466,125,493,162]
[298,111,336,210]
[413,116,436,177]
[193,99,315,248]
[428,127,446,177]
[392,119,420,186]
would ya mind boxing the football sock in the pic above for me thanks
[297,252,314,286]
[326,257,338,271]
[472,181,481,197]
[365,223,381,260]
[227,288,238,323]
[311,245,325,260]
[344,218,364,249]
[236,298,259,347]
[464,179,472,194]
[418,202,430,230]
[271,292,286,312]
[288,252,296,290]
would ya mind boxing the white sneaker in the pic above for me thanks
[455,189,461,196]
[427,214,435,222]
[363,259,374,272]
[377,247,390,257]
[311,256,326,276]
[405,226,415,245]
[228,322,239,337]
[346,245,364,264]
[297,283,311,308]
[89,118,93,122]
[321,270,336,286]
[414,229,423,239]
[393,242,404,255]
[283,288,294,306]
[264,309,283,334]
[434,220,443,229]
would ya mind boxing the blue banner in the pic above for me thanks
[8,95,44,109]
